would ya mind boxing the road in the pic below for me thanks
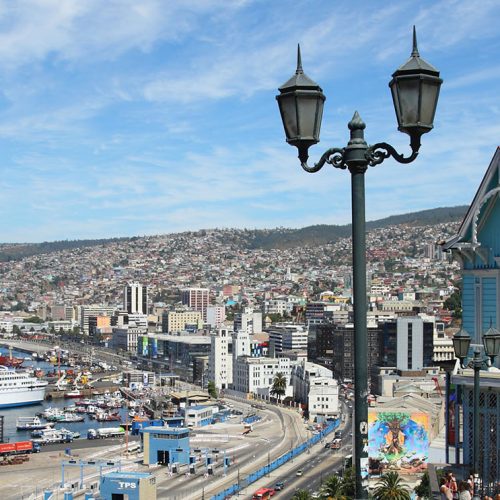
[243,399,353,499]
[155,399,307,499]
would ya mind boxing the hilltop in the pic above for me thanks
[0,205,467,261]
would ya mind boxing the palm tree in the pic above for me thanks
[373,471,411,500]
[319,474,346,499]
[271,372,287,402]
[292,490,312,500]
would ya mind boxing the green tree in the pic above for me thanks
[340,467,355,498]
[12,325,21,335]
[414,471,431,499]
[207,380,218,399]
[271,372,287,402]
[373,471,411,500]
[444,289,462,319]
[23,316,44,323]
[292,490,312,500]
[319,474,347,499]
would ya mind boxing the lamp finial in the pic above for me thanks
[296,44,303,74]
[411,26,420,57]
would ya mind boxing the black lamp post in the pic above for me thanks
[452,325,500,495]
[277,27,442,499]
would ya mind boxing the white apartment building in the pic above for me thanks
[291,361,339,422]
[206,305,226,328]
[266,323,308,354]
[234,308,262,334]
[233,356,291,395]
[232,329,251,384]
[208,328,233,390]
[308,378,340,422]
[264,297,289,316]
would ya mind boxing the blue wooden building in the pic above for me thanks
[443,147,500,495]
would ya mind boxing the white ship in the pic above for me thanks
[0,365,48,408]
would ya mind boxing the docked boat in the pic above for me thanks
[31,429,74,445]
[16,416,55,431]
[59,413,84,423]
[65,389,83,399]
[0,365,48,408]
[0,353,24,368]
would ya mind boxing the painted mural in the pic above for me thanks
[368,410,429,474]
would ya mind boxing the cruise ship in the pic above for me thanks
[0,366,48,408]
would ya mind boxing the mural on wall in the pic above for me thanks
[368,410,429,474]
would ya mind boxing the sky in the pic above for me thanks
[0,0,499,243]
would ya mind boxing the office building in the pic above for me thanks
[124,283,148,315]
[181,288,209,321]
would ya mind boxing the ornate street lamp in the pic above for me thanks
[482,324,500,363]
[276,27,442,499]
[452,327,472,365]
[452,325,500,497]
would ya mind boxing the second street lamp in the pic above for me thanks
[276,27,442,499]
[452,324,500,496]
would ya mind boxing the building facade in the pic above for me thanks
[124,283,148,315]
[181,288,209,322]
[444,147,500,495]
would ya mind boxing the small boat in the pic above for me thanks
[59,413,84,423]
[31,425,56,437]
[65,389,83,399]
[0,352,24,368]
[17,416,55,431]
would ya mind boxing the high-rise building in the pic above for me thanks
[124,283,148,315]
[380,317,434,370]
[181,288,209,322]
[266,323,308,354]
[234,308,262,334]
[312,322,382,382]
[208,328,233,390]
[206,305,226,328]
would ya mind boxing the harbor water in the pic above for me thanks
[0,347,128,443]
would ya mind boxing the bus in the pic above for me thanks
[252,487,275,499]
[343,454,353,469]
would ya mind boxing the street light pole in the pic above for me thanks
[276,29,442,499]
[472,350,481,480]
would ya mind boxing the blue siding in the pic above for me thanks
[482,277,497,330]
[462,275,475,335]
[477,197,500,267]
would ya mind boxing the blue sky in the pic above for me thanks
[0,0,499,242]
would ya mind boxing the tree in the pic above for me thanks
[377,412,410,455]
[292,490,312,500]
[23,316,44,323]
[414,471,432,499]
[340,467,355,498]
[207,380,218,399]
[270,372,287,402]
[373,471,411,500]
[444,289,462,319]
[319,474,347,499]
[12,325,21,336]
